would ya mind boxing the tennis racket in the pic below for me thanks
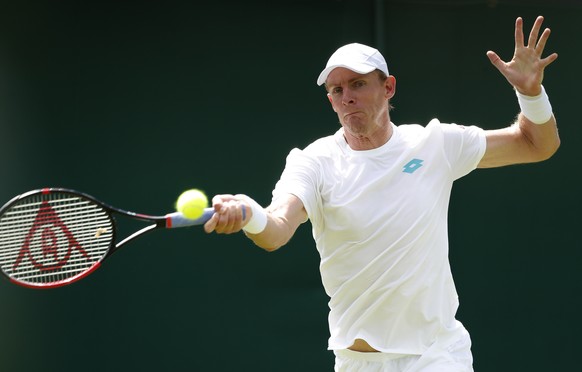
[0,188,213,289]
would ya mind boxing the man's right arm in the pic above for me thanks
[204,193,307,251]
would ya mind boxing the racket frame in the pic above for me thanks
[0,187,213,289]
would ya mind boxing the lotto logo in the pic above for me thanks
[403,159,424,174]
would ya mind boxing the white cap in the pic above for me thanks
[317,43,389,86]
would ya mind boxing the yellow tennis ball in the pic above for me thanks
[176,189,208,219]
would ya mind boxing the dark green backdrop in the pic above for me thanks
[0,1,579,371]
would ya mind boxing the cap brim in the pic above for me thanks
[316,63,377,86]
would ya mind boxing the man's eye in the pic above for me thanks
[332,88,342,94]
[353,80,365,88]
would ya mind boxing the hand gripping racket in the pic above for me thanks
[0,188,213,289]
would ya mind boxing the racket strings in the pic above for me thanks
[0,193,113,285]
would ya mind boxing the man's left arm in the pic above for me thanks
[479,16,560,168]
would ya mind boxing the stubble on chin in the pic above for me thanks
[341,113,368,135]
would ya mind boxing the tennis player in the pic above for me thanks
[204,16,559,371]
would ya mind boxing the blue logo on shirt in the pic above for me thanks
[403,159,424,174]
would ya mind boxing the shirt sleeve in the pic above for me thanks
[271,148,319,222]
[438,122,486,180]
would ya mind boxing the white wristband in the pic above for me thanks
[240,195,267,234]
[516,85,553,125]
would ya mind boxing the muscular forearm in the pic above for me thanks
[517,112,560,162]
[245,195,307,251]
[205,193,307,251]
[479,113,559,168]
[244,214,298,251]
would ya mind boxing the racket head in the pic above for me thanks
[0,188,116,289]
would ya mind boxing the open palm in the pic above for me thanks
[487,16,558,96]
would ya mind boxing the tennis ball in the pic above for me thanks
[176,189,208,219]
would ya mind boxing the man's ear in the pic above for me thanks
[327,93,337,112]
[385,76,396,100]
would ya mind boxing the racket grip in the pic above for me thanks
[165,208,214,228]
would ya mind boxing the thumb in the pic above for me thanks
[486,50,505,71]
[203,213,219,233]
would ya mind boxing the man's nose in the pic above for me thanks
[342,89,356,105]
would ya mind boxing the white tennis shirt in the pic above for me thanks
[272,119,486,354]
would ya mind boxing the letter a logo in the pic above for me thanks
[13,201,91,272]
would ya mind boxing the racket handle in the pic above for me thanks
[165,208,214,228]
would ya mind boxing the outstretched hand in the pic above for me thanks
[203,194,249,234]
[487,16,558,96]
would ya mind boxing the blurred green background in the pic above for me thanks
[0,0,579,371]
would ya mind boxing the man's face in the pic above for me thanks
[325,68,395,140]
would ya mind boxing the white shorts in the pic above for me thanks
[333,326,473,372]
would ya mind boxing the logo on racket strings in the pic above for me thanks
[13,201,91,271]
